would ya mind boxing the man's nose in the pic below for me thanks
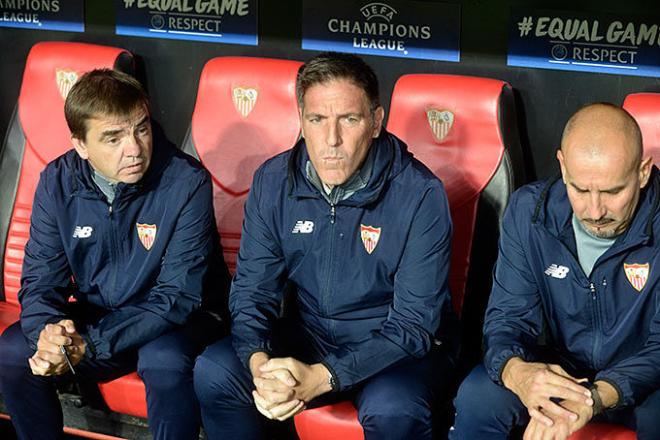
[124,133,142,157]
[326,120,341,147]
[587,192,606,220]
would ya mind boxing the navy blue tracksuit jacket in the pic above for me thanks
[230,131,458,391]
[19,143,228,360]
[484,169,660,408]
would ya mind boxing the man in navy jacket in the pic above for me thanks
[0,69,229,439]
[451,103,660,439]
[194,52,458,439]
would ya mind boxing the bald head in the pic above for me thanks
[557,103,652,238]
[561,103,643,173]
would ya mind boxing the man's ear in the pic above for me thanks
[372,106,385,138]
[639,155,653,189]
[71,136,89,160]
[556,148,567,184]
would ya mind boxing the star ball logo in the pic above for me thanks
[326,1,432,55]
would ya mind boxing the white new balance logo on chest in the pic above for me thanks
[544,264,569,279]
[292,221,314,234]
[72,226,93,238]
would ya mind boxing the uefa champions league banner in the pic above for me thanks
[508,8,660,78]
[302,0,461,62]
[0,0,84,32]
[115,0,258,46]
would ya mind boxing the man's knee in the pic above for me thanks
[0,322,33,371]
[193,338,251,406]
[635,389,660,439]
[453,364,525,429]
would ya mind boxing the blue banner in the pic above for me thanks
[302,0,460,62]
[508,9,660,78]
[115,0,257,46]
[0,0,84,32]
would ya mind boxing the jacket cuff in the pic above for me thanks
[595,371,631,408]
[81,332,97,360]
[486,345,530,385]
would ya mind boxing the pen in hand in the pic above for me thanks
[60,345,76,375]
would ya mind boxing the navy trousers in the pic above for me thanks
[0,314,221,440]
[450,363,660,440]
[194,337,454,440]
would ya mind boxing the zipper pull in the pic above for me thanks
[108,205,113,215]
[330,204,336,224]
[590,282,596,299]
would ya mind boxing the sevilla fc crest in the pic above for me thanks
[360,224,381,254]
[137,223,157,251]
[232,86,258,117]
[624,263,649,292]
[56,69,79,100]
[426,109,454,143]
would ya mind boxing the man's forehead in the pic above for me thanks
[302,79,369,107]
[89,107,149,129]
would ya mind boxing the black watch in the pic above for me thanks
[584,381,603,416]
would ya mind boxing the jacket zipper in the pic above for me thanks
[322,203,337,318]
[590,281,602,369]
[107,201,117,308]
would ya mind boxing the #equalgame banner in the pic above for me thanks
[508,8,660,78]
[302,0,461,62]
[0,0,84,32]
[115,0,258,46]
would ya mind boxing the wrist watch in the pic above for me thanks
[585,382,603,416]
[328,371,337,392]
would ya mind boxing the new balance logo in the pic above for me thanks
[72,226,93,239]
[544,264,569,279]
[292,220,314,234]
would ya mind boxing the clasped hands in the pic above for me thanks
[249,352,332,421]
[503,358,595,440]
[29,319,86,376]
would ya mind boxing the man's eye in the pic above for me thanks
[106,138,119,145]
[137,126,150,135]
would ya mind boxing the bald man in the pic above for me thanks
[450,103,660,440]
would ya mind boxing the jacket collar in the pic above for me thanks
[532,166,660,248]
[287,130,411,206]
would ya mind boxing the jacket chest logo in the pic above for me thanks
[360,224,381,254]
[136,223,157,250]
[72,226,93,239]
[624,263,650,292]
[544,264,569,279]
[292,220,314,234]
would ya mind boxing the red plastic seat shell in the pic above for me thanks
[294,401,364,440]
[190,56,302,273]
[98,372,148,418]
[623,93,660,163]
[568,423,636,439]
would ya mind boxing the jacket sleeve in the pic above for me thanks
[83,173,215,359]
[595,304,660,407]
[230,167,287,367]
[322,184,454,391]
[483,191,544,384]
[19,174,74,348]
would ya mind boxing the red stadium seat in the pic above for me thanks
[182,56,303,274]
[568,423,636,440]
[295,74,525,439]
[623,93,660,162]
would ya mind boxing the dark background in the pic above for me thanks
[1,0,659,183]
